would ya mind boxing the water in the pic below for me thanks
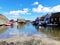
[0,23,38,39]
[0,23,60,41]
[35,26,60,41]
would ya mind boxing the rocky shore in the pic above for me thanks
[0,35,60,45]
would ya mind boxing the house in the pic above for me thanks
[17,18,26,23]
[32,17,40,25]
[34,12,60,26]
[50,12,60,25]
[9,19,15,23]
[43,12,60,25]
[44,12,60,25]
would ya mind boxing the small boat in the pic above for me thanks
[5,23,12,26]
[5,21,14,26]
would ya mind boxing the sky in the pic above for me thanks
[0,0,60,20]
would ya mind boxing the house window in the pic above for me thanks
[54,22,56,24]
[59,18,60,21]
[55,18,57,20]
[46,18,49,20]
[51,18,53,22]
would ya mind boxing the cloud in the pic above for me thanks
[33,2,39,5]
[51,5,60,12]
[3,8,31,16]
[9,8,29,15]
[3,8,31,20]
[32,4,60,13]
[32,5,43,13]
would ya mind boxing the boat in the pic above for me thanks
[5,23,12,26]
[5,22,13,26]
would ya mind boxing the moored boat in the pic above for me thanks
[5,23,12,26]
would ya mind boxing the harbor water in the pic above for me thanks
[0,23,60,41]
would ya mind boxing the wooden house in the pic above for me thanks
[34,12,60,26]
[42,12,60,25]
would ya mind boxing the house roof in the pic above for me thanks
[51,12,60,17]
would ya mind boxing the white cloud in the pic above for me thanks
[32,5,43,13]
[51,5,60,12]
[32,4,60,13]
[33,2,39,5]
[3,8,31,20]
[9,8,29,15]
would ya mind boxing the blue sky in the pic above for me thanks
[0,0,60,20]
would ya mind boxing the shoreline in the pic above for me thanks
[0,35,60,45]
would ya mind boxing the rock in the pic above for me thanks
[0,14,8,25]
[0,41,8,45]
[9,42,15,45]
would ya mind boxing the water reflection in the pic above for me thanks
[17,23,25,29]
[0,26,8,34]
[0,23,60,41]
[0,23,38,38]
[35,26,60,40]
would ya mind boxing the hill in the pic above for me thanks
[0,14,8,24]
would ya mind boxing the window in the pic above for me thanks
[59,18,60,21]
[46,18,49,20]
[51,18,53,22]
[55,18,57,20]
